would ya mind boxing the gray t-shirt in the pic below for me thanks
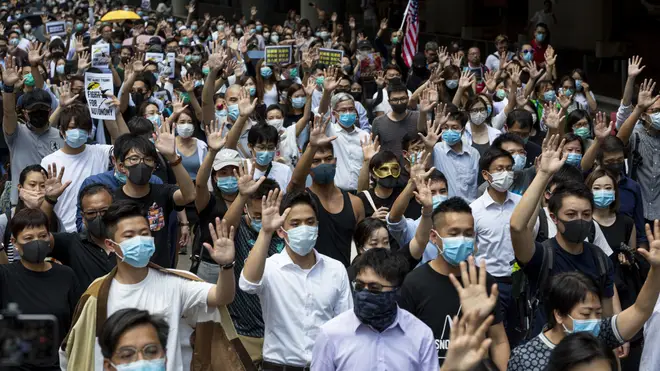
[372,111,420,158]
[4,123,63,205]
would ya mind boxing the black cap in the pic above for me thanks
[357,40,372,51]
[22,89,52,110]
[148,36,162,45]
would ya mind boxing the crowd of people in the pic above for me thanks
[1,0,660,370]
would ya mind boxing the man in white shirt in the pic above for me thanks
[470,147,522,346]
[60,200,239,370]
[240,189,353,369]
[41,103,128,231]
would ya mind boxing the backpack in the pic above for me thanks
[514,238,609,340]
[627,132,643,181]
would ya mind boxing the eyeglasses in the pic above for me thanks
[372,163,401,179]
[124,156,156,167]
[352,280,397,293]
[389,98,408,104]
[83,208,108,219]
[113,344,164,364]
[522,50,533,54]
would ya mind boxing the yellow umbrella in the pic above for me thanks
[100,10,142,22]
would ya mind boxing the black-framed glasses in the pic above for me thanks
[124,156,156,167]
[83,208,108,219]
[352,280,397,293]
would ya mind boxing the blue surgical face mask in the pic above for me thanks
[575,80,583,91]
[256,25,263,32]
[215,109,228,123]
[543,90,556,102]
[566,152,582,167]
[216,176,238,194]
[227,104,240,121]
[432,194,448,210]
[112,236,156,268]
[433,231,475,266]
[65,128,89,148]
[522,50,533,62]
[111,357,166,371]
[574,127,590,139]
[441,129,461,146]
[512,153,527,171]
[292,96,306,109]
[536,33,545,43]
[284,225,318,256]
[445,80,458,89]
[563,88,574,97]
[114,170,127,184]
[55,65,65,75]
[248,86,256,97]
[147,114,161,128]
[563,315,601,337]
[649,112,660,130]
[255,150,275,166]
[593,189,615,208]
[337,112,356,128]
[202,66,210,75]
[310,163,336,185]
[316,76,325,86]
[260,66,272,78]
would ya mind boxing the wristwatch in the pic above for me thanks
[45,196,58,205]
[2,84,14,94]
[169,155,183,167]
[220,261,235,270]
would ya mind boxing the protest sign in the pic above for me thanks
[84,73,115,121]
[45,21,67,36]
[265,46,292,65]
[91,44,110,69]
[166,52,176,78]
[318,48,344,66]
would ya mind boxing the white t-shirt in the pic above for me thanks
[253,161,292,194]
[372,89,413,114]
[41,144,113,232]
[263,84,279,107]
[91,268,216,371]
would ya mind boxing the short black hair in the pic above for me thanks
[126,116,156,136]
[369,150,398,174]
[11,208,50,238]
[546,332,617,371]
[506,109,534,130]
[445,103,468,127]
[596,135,625,164]
[549,164,584,191]
[102,200,148,240]
[386,80,408,97]
[353,217,388,251]
[19,164,47,185]
[280,189,318,216]
[479,147,514,173]
[265,104,284,117]
[352,247,409,286]
[59,103,93,131]
[548,181,594,215]
[492,132,525,150]
[99,308,169,359]
[585,168,620,212]
[565,109,592,135]
[432,196,472,220]
[428,169,448,188]
[544,271,601,329]
[563,133,585,154]
[79,183,114,212]
[247,123,279,147]
[113,133,159,163]
[250,178,280,200]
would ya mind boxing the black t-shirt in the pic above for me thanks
[114,184,183,268]
[197,194,229,264]
[0,262,79,370]
[524,140,542,168]
[357,188,422,220]
[51,232,116,292]
[284,113,304,128]
[598,214,634,254]
[397,263,502,365]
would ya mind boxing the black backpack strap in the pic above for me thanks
[538,239,555,295]
[3,208,11,251]
[587,242,609,293]
[536,209,548,242]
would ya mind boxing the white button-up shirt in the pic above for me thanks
[239,249,353,366]
[471,190,521,277]
[326,122,369,191]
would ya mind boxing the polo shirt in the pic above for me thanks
[51,232,116,293]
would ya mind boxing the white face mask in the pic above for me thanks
[470,111,488,125]
[488,170,514,192]
[176,123,194,138]
[267,118,284,132]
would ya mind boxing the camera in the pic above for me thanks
[0,303,59,367]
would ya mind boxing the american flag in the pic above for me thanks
[402,0,419,67]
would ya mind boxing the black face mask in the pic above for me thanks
[390,102,407,114]
[351,92,362,101]
[131,92,145,108]
[51,50,64,59]
[121,56,130,64]
[603,162,624,176]
[376,176,401,189]
[20,240,50,263]
[28,109,50,129]
[125,163,153,186]
[85,215,105,239]
[558,218,593,244]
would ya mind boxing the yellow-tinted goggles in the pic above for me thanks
[372,163,401,179]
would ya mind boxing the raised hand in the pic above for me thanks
[539,134,567,175]
[637,78,660,110]
[515,89,530,107]
[409,150,435,180]
[250,5,257,16]
[180,74,195,92]
[438,46,449,66]
[375,70,386,88]
[349,16,356,29]
[203,218,235,265]
[260,188,291,233]
[593,111,613,141]
[171,93,189,116]
[525,60,544,81]
[641,220,660,267]
[451,53,463,68]
[371,207,389,221]
[237,87,258,117]
[413,177,433,210]
[205,120,227,151]
[323,66,341,91]
[309,115,337,148]
[441,311,494,371]
[360,134,380,163]
[449,256,499,321]
[44,163,72,200]
[544,45,556,66]
[419,119,441,150]
[75,35,87,52]
[557,92,571,109]
[509,64,522,86]
[434,102,451,127]
[78,50,91,71]
[207,43,226,71]
[580,81,590,92]
[57,81,79,107]
[28,42,46,66]
[458,70,474,90]
[153,118,176,159]
[132,57,146,74]
[419,87,438,113]
[379,18,388,30]
[234,160,265,196]
[484,70,497,93]
[304,76,316,96]
[543,103,562,129]
[2,56,20,86]
[331,12,338,23]
[628,55,645,78]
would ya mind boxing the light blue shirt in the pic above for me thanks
[311,307,439,371]
[432,141,481,203]
[386,214,437,265]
